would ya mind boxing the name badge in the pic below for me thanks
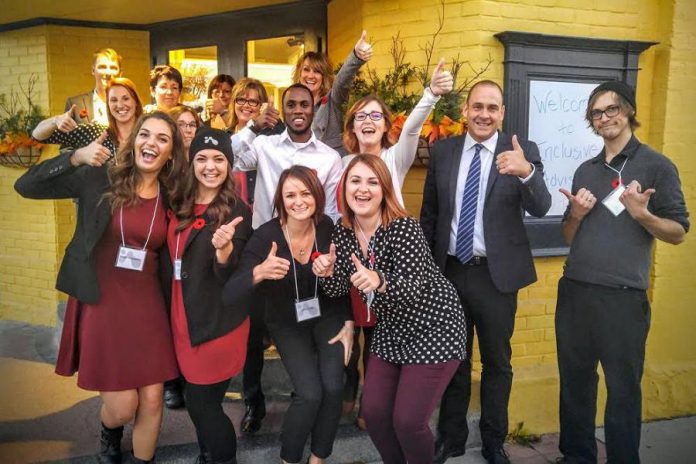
[602,184,626,217]
[115,246,146,271]
[295,297,321,322]
[366,290,375,309]
[174,259,182,280]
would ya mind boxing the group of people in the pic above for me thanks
[15,34,689,464]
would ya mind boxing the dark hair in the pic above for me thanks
[585,90,640,133]
[272,165,325,225]
[229,78,269,132]
[105,78,143,145]
[167,104,201,128]
[343,95,394,153]
[340,154,409,229]
[93,48,122,70]
[292,51,334,98]
[206,74,236,98]
[171,152,239,232]
[106,111,187,213]
[466,80,504,103]
[149,65,183,91]
[282,83,314,107]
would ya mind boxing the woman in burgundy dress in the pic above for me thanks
[15,112,187,464]
[167,128,252,464]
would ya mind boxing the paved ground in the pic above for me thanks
[1,320,695,463]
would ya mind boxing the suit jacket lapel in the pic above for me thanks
[484,132,509,201]
[447,136,466,214]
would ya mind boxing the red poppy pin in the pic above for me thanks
[320,95,328,105]
[311,251,322,262]
[79,108,89,119]
[611,178,621,189]
[192,218,206,229]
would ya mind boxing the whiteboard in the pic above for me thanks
[528,80,603,216]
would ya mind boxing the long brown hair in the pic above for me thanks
[340,154,409,229]
[343,95,395,153]
[229,78,269,132]
[105,78,143,145]
[272,166,325,225]
[292,51,334,99]
[171,154,240,232]
[106,111,186,212]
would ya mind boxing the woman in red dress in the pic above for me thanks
[15,112,187,464]
[167,128,252,464]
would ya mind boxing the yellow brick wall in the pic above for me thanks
[0,25,150,325]
[329,0,696,433]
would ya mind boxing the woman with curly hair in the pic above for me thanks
[15,112,187,464]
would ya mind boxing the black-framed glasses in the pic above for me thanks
[354,111,384,122]
[235,97,260,107]
[177,121,197,130]
[590,104,621,120]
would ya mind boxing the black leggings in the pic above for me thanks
[185,378,236,463]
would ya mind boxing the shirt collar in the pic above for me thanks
[591,135,641,164]
[279,129,317,148]
[464,131,498,154]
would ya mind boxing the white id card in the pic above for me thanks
[295,297,321,322]
[366,290,375,309]
[115,246,146,271]
[602,184,626,217]
[174,259,182,280]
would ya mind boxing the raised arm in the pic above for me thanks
[32,106,78,141]
[329,31,372,108]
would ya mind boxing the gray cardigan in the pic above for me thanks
[311,50,365,157]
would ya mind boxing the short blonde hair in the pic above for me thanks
[292,51,334,98]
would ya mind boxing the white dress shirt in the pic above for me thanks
[447,132,536,257]
[92,90,108,125]
[234,129,344,228]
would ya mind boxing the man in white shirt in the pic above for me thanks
[235,83,343,228]
[64,48,122,125]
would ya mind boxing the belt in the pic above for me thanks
[448,255,487,266]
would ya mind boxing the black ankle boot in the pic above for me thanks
[130,455,154,464]
[97,423,123,464]
[194,452,212,464]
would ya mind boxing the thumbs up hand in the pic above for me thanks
[212,216,244,263]
[72,130,111,167]
[496,135,533,178]
[620,180,655,221]
[312,243,336,278]
[253,241,291,284]
[55,105,78,133]
[429,58,453,96]
[559,187,596,221]
[349,253,380,293]
[354,30,373,62]
[252,95,280,132]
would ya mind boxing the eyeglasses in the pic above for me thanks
[354,111,384,122]
[177,121,197,130]
[589,104,621,120]
[235,97,261,107]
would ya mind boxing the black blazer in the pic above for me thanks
[14,150,171,304]
[160,201,252,346]
[223,215,351,328]
[420,132,552,293]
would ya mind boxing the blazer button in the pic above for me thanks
[181,271,189,279]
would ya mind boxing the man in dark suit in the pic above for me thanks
[421,80,551,464]
[64,48,122,126]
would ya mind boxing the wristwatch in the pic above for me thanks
[246,118,261,134]
[375,269,386,291]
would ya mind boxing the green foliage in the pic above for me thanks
[0,74,46,138]
[507,421,541,447]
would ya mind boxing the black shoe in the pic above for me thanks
[194,452,211,464]
[482,446,510,464]
[163,384,185,409]
[433,438,465,464]
[97,423,123,464]
[129,456,154,464]
[240,402,266,434]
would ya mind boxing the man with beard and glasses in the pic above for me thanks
[233,83,344,435]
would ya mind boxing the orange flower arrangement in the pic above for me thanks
[0,132,43,155]
[389,111,467,145]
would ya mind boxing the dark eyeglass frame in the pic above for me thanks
[235,97,261,108]
[354,111,384,122]
[590,104,621,120]
[177,121,198,130]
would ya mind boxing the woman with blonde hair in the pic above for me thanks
[16,112,187,464]
[317,155,466,464]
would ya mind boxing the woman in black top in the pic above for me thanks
[224,166,353,464]
[15,112,187,464]
[319,155,466,464]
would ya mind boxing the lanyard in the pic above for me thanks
[119,182,160,251]
[604,157,629,186]
[284,224,318,302]
[355,220,379,269]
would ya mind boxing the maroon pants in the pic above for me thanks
[362,354,460,464]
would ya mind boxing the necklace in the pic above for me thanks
[284,222,314,259]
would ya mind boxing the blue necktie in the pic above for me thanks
[456,143,484,264]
